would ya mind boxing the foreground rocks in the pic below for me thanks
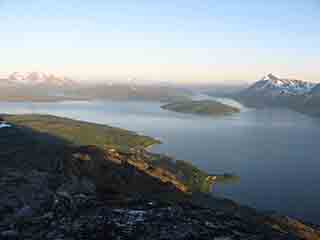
[0,168,319,240]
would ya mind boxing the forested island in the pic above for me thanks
[161,100,240,116]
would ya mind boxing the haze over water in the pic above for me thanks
[1,98,320,223]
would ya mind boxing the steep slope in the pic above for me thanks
[0,114,211,193]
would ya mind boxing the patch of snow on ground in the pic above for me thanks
[0,122,11,128]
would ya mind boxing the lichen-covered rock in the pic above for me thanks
[0,167,319,240]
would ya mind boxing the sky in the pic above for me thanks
[0,0,319,84]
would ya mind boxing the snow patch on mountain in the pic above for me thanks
[7,72,74,86]
[249,74,316,95]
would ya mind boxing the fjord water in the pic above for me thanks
[1,99,320,223]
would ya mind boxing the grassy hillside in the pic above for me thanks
[0,114,215,193]
[2,114,159,149]
[161,100,240,116]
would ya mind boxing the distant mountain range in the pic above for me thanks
[234,73,320,115]
[0,72,75,86]
[0,72,191,102]
[247,73,315,96]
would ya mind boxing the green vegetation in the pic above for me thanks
[172,162,239,192]
[214,173,240,184]
[174,160,213,193]
[1,114,238,194]
[150,155,240,193]
[3,114,159,149]
[151,157,215,193]
[161,100,240,116]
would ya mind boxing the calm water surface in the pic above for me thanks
[1,99,320,223]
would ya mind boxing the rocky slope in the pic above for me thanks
[0,115,319,239]
[1,166,319,240]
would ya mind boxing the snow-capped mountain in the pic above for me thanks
[247,73,315,96]
[5,72,75,86]
[235,74,318,108]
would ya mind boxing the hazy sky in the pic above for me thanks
[0,0,319,83]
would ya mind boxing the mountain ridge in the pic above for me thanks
[232,74,320,113]
[4,71,75,86]
[246,73,316,96]
[0,72,192,102]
